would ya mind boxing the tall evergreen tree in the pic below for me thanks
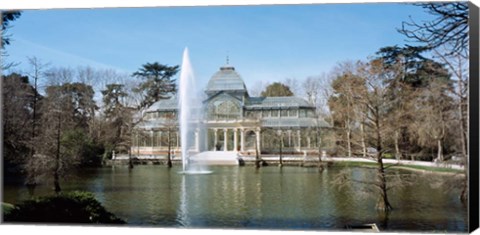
[100,84,131,158]
[132,62,179,109]
[1,11,22,48]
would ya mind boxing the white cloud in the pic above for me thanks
[9,37,128,73]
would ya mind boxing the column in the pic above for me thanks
[195,128,199,151]
[157,131,162,148]
[223,128,228,151]
[307,137,311,148]
[151,130,154,147]
[256,128,261,153]
[287,130,292,147]
[277,130,283,146]
[233,128,238,152]
[151,130,154,156]
[297,130,301,150]
[204,129,208,152]
[240,128,245,152]
[176,131,179,149]
[214,128,218,151]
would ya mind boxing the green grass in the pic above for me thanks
[331,161,463,174]
[392,164,463,173]
[332,161,378,168]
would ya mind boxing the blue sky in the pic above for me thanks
[3,3,433,91]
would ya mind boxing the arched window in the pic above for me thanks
[208,100,241,120]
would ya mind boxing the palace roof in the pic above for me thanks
[205,66,247,94]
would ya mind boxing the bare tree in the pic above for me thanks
[30,86,73,193]
[357,59,395,211]
[25,57,50,185]
[163,113,178,168]
[26,73,99,193]
[302,76,322,107]
[412,79,454,162]
[249,80,269,97]
[77,66,99,87]
[26,57,49,141]
[44,67,74,87]
[398,2,469,57]
[432,44,469,202]
[333,59,409,212]
[328,67,364,158]
[283,77,302,96]
[433,44,468,159]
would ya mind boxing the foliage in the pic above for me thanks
[43,82,98,127]
[328,68,366,157]
[61,128,104,167]
[4,191,125,224]
[374,46,452,159]
[132,62,179,109]
[2,202,15,215]
[102,83,128,119]
[1,11,22,48]
[26,82,99,190]
[260,82,294,97]
[2,73,37,170]
[375,45,450,88]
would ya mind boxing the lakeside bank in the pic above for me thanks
[106,154,464,174]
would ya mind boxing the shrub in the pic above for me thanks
[4,191,125,224]
[2,202,15,215]
[383,153,394,159]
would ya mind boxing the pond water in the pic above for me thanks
[3,165,467,232]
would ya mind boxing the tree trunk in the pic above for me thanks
[360,123,367,158]
[54,114,62,194]
[460,163,468,203]
[458,80,468,159]
[394,130,401,160]
[437,139,443,162]
[279,133,283,167]
[458,79,468,203]
[346,128,352,158]
[376,153,392,212]
[167,129,172,168]
[255,134,261,168]
[316,127,324,172]
[128,128,135,169]
[374,107,392,212]
[128,149,134,169]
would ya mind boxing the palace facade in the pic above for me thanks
[131,64,329,157]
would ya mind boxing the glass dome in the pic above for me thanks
[205,65,247,94]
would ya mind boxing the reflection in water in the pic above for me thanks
[377,211,390,230]
[2,166,467,232]
[177,175,188,226]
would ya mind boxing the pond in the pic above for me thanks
[2,165,467,232]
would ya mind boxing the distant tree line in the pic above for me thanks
[2,61,178,192]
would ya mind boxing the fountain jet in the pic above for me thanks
[178,47,211,174]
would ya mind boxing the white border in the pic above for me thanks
[0,0,454,10]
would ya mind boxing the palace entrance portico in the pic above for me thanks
[204,119,261,153]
